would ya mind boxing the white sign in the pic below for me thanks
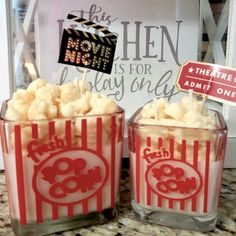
[37,0,200,118]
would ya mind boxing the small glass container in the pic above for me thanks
[0,100,124,236]
[128,107,227,232]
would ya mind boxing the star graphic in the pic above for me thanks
[188,67,194,73]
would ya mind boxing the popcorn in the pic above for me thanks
[133,94,218,164]
[72,96,91,115]
[6,78,118,121]
[59,83,80,102]
[58,102,77,118]
[164,102,186,121]
[5,78,119,147]
[73,77,92,94]
[5,102,29,121]
[5,90,34,121]
[27,78,47,94]
[5,107,23,121]
[27,99,58,120]
[35,84,60,101]
[136,95,215,129]
[11,89,35,103]
[88,96,118,115]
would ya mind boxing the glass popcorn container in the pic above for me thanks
[0,100,124,236]
[128,107,227,232]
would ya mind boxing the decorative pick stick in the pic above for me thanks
[200,76,212,113]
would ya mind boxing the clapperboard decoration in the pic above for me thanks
[58,14,118,74]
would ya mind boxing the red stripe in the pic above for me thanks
[81,119,87,148]
[67,204,74,218]
[192,197,197,212]
[181,139,186,162]
[193,141,199,167]
[110,116,116,208]
[96,189,103,212]
[146,187,152,206]
[203,141,211,213]
[61,127,75,216]
[48,122,59,220]
[180,200,185,210]
[48,121,55,139]
[180,139,187,210]
[14,125,27,224]
[135,136,141,204]
[35,195,43,223]
[96,118,103,211]
[117,114,123,142]
[158,137,163,148]
[129,128,134,196]
[157,137,164,207]
[157,196,162,207]
[31,124,44,222]
[168,138,175,208]
[146,137,151,146]
[146,137,152,206]
[65,120,72,147]
[0,121,9,153]
[169,139,174,159]
[131,127,135,152]
[96,118,102,153]
[82,200,88,215]
[31,123,38,139]
[169,200,174,209]
[52,204,59,220]
[192,140,199,212]
[117,112,124,201]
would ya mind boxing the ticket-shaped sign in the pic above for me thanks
[177,61,236,106]
[58,14,117,74]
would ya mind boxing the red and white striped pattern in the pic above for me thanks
[3,114,124,225]
[130,135,223,214]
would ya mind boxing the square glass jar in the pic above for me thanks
[128,107,227,232]
[0,101,124,236]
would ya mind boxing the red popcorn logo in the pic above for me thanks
[33,149,109,204]
[145,160,202,200]
[41,158,102,198]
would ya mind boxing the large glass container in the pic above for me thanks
[0,100,124,235]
